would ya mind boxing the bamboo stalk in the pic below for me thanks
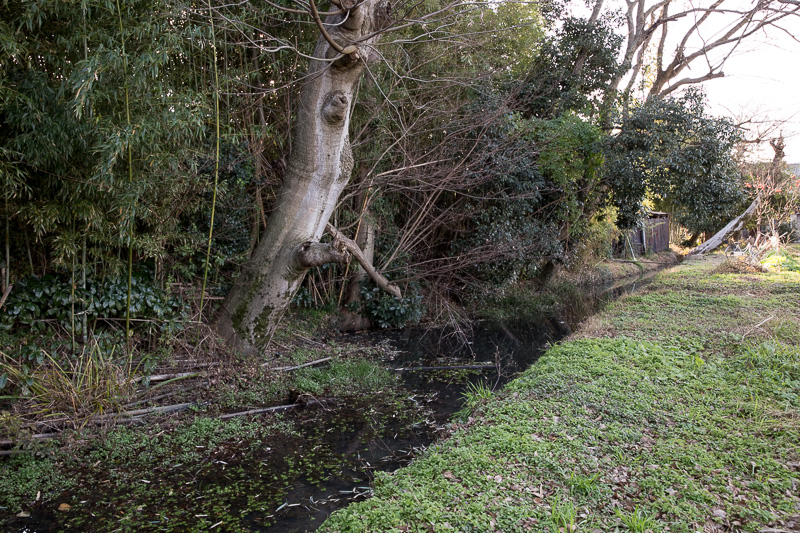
[70,232,76,355]
[115,0,135,349]
[3,188,8,292]
[198,5,221,323]
[81,236,87,344]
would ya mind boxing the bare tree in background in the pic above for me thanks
[597,0,800,100]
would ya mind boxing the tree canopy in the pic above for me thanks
[605,90,747,233]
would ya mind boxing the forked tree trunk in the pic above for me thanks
[216,0,390,354]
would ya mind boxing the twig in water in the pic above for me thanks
[219,399,326,420]
[393,364,496,372]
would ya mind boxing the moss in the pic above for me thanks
[230,299,247,334]
[252,304,276,343]
[0,454,73,512]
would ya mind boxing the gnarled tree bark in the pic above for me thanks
[216,0,391,355]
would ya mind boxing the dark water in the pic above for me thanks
[3,271,660,532]
[257,271,661,531]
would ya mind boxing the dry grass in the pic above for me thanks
[712,258,766,274]
[1,345,134,430]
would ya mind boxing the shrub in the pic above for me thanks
[359,283,425,329]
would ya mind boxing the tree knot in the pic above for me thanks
[296,239,350,269]
[322,91,349,124]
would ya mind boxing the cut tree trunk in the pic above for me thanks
[215,0,391,355]
[689,197,760,255]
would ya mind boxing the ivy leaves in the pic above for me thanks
[1,270,185,338]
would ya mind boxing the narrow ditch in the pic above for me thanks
[4,271,661,533]
[261,271,661,532]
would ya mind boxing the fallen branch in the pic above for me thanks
[118,402,199,418]
[132,372,200,384]
[327,223,402,299]
[24,402,196,436]
[4,396,337,450]
[741,316,774,341]
[123,385,195,408]
[689,198,759,255]
[293,334,326,347]
[264,357,331,371]
[86,402,200,422]
[394,364,497,372]
[169,361,220,368]
[0,432,58,447]
[611,260,677,265]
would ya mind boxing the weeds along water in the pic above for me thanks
[1,271,661,532]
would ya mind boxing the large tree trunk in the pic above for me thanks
[216,0,389,355]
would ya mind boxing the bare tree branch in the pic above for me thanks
[326,223,402,299]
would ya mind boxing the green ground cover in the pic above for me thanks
[321,257,800,532]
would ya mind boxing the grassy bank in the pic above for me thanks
[321,257,800,532]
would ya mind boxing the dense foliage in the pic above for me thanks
[604,90,746,232]
[0,0,313,352]
[516,16,622,119]
[0,0,751,357]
